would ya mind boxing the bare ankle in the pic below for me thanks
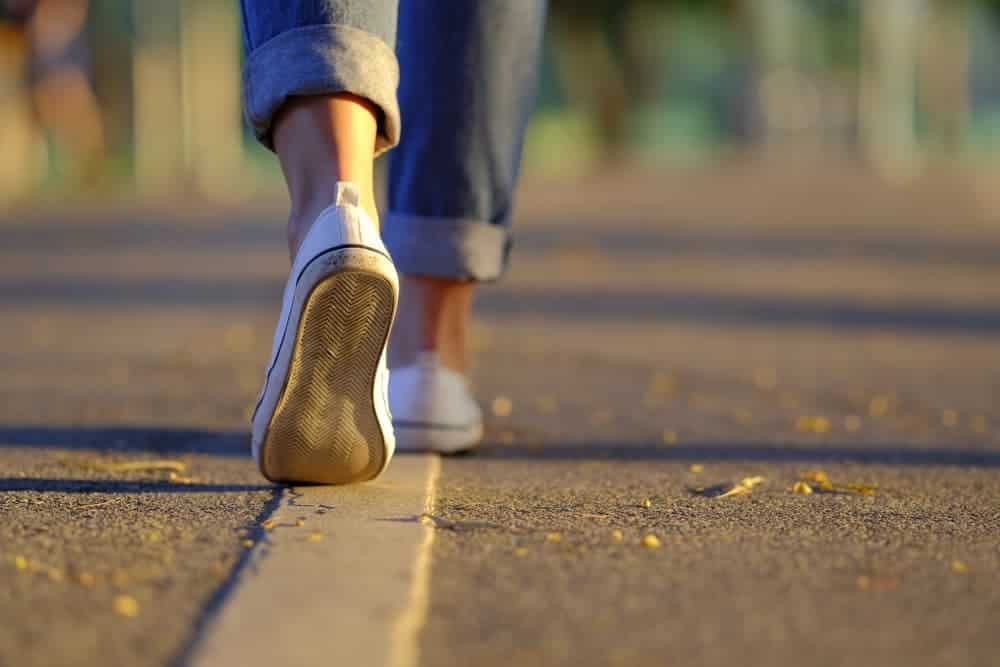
[389,274,475,372]
[273,94,379,257]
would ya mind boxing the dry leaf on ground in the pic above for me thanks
[641,534,662,549]
[690,476,765,498]
[795,470,877,495]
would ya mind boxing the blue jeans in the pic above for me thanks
[240,1,547,281]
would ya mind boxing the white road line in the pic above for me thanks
[189,454,440,667]
[387,456,440,667]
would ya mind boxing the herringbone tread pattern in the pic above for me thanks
[262,269,394,484]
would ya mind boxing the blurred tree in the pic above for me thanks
[859,0,922,179]
[920,0,971,155]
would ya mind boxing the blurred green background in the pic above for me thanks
[3,0,1000,204]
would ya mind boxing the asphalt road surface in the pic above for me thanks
[1,162,998,667]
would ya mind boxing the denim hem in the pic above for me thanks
[383,213,509,282]
[244,24,400,154]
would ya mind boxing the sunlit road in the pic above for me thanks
[2,162,999,667]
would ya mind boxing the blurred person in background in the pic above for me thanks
[245,2,546,485]
[0,0,38,197]
[0,0,104,194]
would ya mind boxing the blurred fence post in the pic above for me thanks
[180,0,244,200]
[747,0,812,145]
[131,0,184,195]
[859,0,924,179]
[920,0,971,156]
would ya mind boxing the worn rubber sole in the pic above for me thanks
[258,249,397,484]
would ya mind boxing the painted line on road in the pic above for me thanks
[189,454,441,667]
[387,455,439,667]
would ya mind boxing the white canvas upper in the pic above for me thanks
[389,352,483,453]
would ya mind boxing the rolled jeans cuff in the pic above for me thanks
[383,214,510,282]
[243,24,400,154]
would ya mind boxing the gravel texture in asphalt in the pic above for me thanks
[1,163,998,667]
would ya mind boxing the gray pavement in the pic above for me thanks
[1,161,998,666]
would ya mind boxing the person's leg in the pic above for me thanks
[384,1,547,454]
[241,0,402,484]
[275,94,379,255]
[240,0,399,255]
[386,0,548,373]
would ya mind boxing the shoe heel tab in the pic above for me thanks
[335,181,361,208]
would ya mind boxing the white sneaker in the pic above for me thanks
[251,182,398,484]
[389,352,483,453]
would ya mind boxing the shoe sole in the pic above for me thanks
[258,248,397,484]
[394,421,484,454]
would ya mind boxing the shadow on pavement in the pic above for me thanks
[3,427,997,468]
[475,442,1000,467]
[2,277,1000,336]
[0,425,249,456]
[516,224,1000,270]
[476,287,1000,336]
[3,218,999,270]
[0,478,273,493]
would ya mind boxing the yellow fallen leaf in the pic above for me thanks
[720,476,765,498]
[641,498,652,508]
[647,372,676,397]
[610,529,624,543]
[641,534,661,549]
[168,471,199,484]
[692,476,765,498]
[796,416,831,434]
[545,532,562,543]
[113,595,140,618]
[491,396,513,417]
[241,539,255,548]
[514,547,529,557]
[14,555,28,571]
[792,481,814,495]
[972,415,988,434]
[869,396,890,417]
[294,519,306,527]
[306,532,323,542]
[951,560,969,574]
[800,470,832,489]
[260,519,275,530]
